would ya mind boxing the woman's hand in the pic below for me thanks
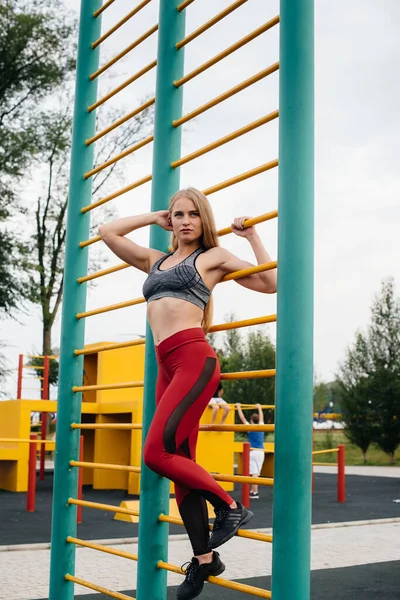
[154,210,173,231]
[231,216,255,238]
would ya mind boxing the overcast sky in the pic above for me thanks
[2,0,399,398]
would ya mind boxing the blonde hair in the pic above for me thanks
[168,188,219,333]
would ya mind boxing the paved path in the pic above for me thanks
[314,465,400,478]
[1,520,399,600]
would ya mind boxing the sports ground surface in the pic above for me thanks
[0,467,399,599]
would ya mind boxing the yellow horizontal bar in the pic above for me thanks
[0,438,55,445]
[212,312,276,331]
[69,498,139,517]
[65,575,134,600]
[218,211,278,237]
[75,338,145,356]
[73,370,272,393]
[240,404,275,409]
[94,0,115,18]
[312,448,339,456]
[71,423,142,430]
[89,61,157,112]
[158,514,273,543]
[176,0,247,49]
[172,111,279,168]
[70,460,141,474]
[157,561,271,598]
[86,98,155,146]
[84,136,153,179]
[175,17,279,87]
[74,314,275,355]
[201,424,274,432]
[76,296,146,319]
[313,462,338,467]
[92,0,152,49]
[221,368,275,380]
[68,536,138,561]
[80,210,277,278]
[173,62,279,128]
[24,365,45,369]
[205,160,278,197]
[222,260,277,282]
[78,263,130,284]
[213,473,273,486]
[177,0,195,10]
[91,25,158,80]
[76,262,275,319]
[80,235,101,248]
[82,173,152,214]
[73,380,143,393]
[70,423,273,432]
[69,460,271,486]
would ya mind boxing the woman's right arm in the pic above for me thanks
[98,211,171,273]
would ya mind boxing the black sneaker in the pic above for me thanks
[208,502,254,549]
[176,552,225,600]
[250,492,259,499]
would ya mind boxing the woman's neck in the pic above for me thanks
[173,241,202,258]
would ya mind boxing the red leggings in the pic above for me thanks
[143,328,234,555]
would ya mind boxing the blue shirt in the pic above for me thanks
[248,430,265,449]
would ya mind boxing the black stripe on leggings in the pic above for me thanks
[163,356,216,454]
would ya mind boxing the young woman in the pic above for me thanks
[99,188,276,600]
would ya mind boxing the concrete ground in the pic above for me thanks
[0,468,399,599]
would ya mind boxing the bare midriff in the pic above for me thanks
[147,297,204,345]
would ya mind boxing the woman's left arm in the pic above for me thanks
[218,216,277,294]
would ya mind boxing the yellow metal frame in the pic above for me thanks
[90,62,157,112]
[84,136,154,179]
[92,0,152,49]
[91,29,158,81]
[65,575,134,600]
[176,0,248,49]
[174,17,280,87]
[86,98,155,147]
[93,0,115,19]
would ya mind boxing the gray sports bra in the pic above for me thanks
[142,247,211,311]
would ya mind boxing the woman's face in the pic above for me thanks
[170,197,203,244]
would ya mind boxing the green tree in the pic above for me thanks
[0,0,75,315]
[368,279,400,462]
[25,101,154,370]
[337,279,400,463]
[0,0,75,389]
[217,316,276,424]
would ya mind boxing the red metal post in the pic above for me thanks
[242,442,250,508]
[77,435,84,524]
[39,356,50,481]
[337,444,346,503]
[27,435,37,512]
[17,354,24,399]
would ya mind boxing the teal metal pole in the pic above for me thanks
[137,3,185,600]
[49,2,101,599]
[272,0,314,598]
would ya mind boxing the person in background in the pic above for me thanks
[208,383,230,425]
[236,403,265,499]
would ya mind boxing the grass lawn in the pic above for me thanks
[312,430,400,466]
[235,430,400,466]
